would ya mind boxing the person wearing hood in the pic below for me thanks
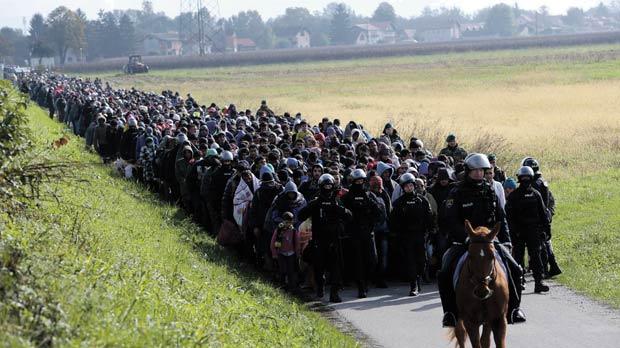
[139,136,158,190]
[119,117,140,162]
[93,115,108,158]
[377,162,399,199]
[205,150,235,236]
[248,168,284,267]
[175,145,195,213]
[382,123,402,144]
[136,126,159,160]
[341,169,380,298]
[390,173,434,296]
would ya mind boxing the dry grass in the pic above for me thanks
[103,44,620,181]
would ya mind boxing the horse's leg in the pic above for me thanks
[480,323,492,348]
[493,317,508,348]
[455,320,467,348]
[464,321,482,348]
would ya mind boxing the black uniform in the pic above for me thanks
[505,184,550,282]
[390,191,433,291]
[298,192,352,298]
[532,174,561,276]
[438,178,523,322]
[205,163,234,235]
[341,183,379,295]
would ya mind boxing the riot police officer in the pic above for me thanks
[438,153,526,327]
[390,173,433,296]
[506,166,550,293]
[523,157,562,278]
[341,169,379,298]
[298,174,353,303]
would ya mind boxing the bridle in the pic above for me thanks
[467,240,497,300]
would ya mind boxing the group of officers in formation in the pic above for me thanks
[17,72,562,327]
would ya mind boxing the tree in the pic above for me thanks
[256,26,275,49]
[29,13,55,62]
[100,11,121,58]
[329,3,351,45]
[485,3,514,37]
[119,14,136,55]
[0,28,29,64]
[46,6,85,64]
[226,10,265,43]
[564,7,585,26]
[595,2,610,17]
[372,2,396,23]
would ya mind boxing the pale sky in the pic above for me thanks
[0,0,612,31]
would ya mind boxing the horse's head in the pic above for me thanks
[465,220,500,300]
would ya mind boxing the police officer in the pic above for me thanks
[342,169,379,298]
[390,173,433,296]
[506,166,550,293]
[438,153,526,327]
[522,157,562,278]
[298,174,353,303]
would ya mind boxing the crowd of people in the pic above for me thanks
[15,72,562,327]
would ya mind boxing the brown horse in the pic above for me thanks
[451,220,509,348]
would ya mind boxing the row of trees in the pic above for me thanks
[1,1,620,64]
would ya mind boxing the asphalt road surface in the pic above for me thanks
[324,279,620,347]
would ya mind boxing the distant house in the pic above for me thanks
[352,22,397,45]
[143,33,184,56]
[292,29,311,48]
[226,33,257,53]
[412,19,461,42]
[399,29,417,42]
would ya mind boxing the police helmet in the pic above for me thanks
[221,150,234,162]
[399,173,416,186]
[516,166,535,178]
[318,173,335,187]
[350,169,367,180]
[464,153,491,170]
[522,157,540,173]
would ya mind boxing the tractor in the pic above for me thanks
[123,55,149,74]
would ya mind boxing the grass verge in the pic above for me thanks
[552,169,620,307]
[0,103,356,346]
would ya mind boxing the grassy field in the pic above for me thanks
[100,43,620,180]
[551,169,620,307]
[0,103,356,346]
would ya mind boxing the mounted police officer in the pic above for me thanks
[438,153,526,327]
[506,166,550,293]
[341,169,379,298]
[390,173,433,296]
[298,173,352,303]
[523,157,562,278]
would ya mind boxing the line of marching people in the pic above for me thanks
[17,72,562,326]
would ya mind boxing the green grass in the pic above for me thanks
[0,104,357,346]
[551,169,620,307]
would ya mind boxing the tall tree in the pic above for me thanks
[372,2,396,23]
[485,3,514,37]
[564,7,585,26]
[119,14,136,55]
[329,3,351,45]
[100,11,121,58]
[46,6,85,64]
[29,13,55,62]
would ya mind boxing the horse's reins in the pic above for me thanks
[467,240,498,300]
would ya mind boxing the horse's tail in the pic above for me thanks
[445,320,467,348]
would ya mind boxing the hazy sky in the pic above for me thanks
[0,0,611,31]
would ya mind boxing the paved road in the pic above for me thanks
[323,279,620,347]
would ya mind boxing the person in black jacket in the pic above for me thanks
[391,173,433,296]
[248,170,283,267]
[506,166,551,293]
[298,174,352,303]
[438,153,526,328]
[205,150,234,235]
[119,118,140,162]
[341,169,379,298]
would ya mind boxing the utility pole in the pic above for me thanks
[179,0,222,55]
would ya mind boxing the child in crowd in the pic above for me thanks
[270,212,300,292]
